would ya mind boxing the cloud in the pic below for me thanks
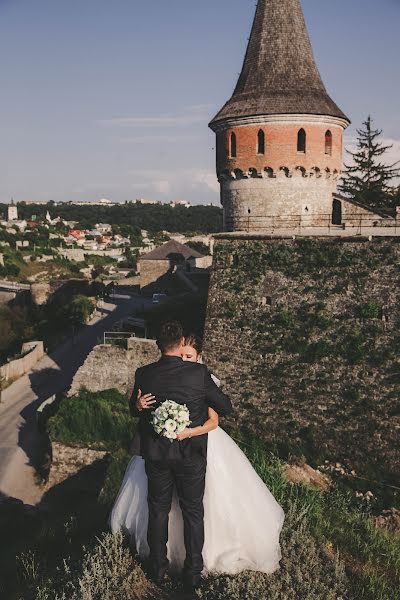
[128,167,219,198]
[98,104,215,129]
[191,170,220,193]
[116,134,200,144]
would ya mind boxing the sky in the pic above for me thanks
[0,0,399,206]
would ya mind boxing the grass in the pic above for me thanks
[49,388,135,450]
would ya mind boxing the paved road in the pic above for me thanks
[0,293,149,504]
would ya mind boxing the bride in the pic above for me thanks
[110,334,284,576]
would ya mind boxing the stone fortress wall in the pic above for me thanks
[203,236,400,482]
[68,337,159,397]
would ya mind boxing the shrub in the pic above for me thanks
[66,295,95,326]
[358,302,382,320]
[34,532,157,600]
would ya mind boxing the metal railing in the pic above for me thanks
[103,332,135,346]
[224,213,398,235]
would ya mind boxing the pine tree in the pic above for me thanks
[339,116,400,210]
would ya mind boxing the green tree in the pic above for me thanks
[339,116,400,210]
[67,295,95,326]
[122,248,138,270]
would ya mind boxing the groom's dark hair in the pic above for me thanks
[157,321,184,354]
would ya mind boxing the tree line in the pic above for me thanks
[0,202,223,234]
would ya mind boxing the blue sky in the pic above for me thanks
[0,0,399,205]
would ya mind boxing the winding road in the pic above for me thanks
[0,292,149,504]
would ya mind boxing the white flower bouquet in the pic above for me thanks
[152,399,191,441]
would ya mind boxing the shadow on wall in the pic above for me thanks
[141,291,209,339]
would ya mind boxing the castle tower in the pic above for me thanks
[7,198,18,221]
[209,0,350,232]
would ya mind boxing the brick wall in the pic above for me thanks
[217,122,343,174]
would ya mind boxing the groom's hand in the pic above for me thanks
[136,389,156,412]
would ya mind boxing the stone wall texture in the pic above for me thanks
[0,341,44,381]
[69,338,159,397]
[203,237,400,484]
[221,174,337,230]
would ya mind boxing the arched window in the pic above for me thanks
[297,128,306,153]
[325,130,333,156]
[230,132,237,158]
[257,129,265,155]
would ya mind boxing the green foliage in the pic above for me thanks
[16,202,223,234]
[121,248,138,270]
[358,302,382,320]
[49,388,135,450]
[0,305,37,364]
[66,295,94,326]
[0,261,20,277]
[339,116,400,211]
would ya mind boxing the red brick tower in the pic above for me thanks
[209,0,350,232]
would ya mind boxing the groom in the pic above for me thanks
[130,321,232,590]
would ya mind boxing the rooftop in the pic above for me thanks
[140,239,205,261]
[210,0,349,128]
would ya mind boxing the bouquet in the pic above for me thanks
[152,399,191,442]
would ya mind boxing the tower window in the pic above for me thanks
[257,129,265,154]
[325,130,333,155]
[230,132,237,158]
[297,128,306,153]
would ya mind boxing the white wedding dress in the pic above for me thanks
[110,427,284,575]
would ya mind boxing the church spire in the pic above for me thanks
[210,0,349,128]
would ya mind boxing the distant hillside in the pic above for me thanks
[1,202,223,234]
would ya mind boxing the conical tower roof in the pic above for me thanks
[210,0,349,128]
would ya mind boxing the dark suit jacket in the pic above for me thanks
[130,355,233,461]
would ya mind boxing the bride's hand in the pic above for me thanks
[136,389,156,411]
[176,428,192,441]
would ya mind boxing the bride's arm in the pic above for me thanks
[176,407,219,441]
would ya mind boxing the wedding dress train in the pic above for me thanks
[110,427,284,575]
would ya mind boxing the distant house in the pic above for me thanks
[139,239,206,291]
[69,229,86,240]
[95,223,112,234]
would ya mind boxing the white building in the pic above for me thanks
[8,200,18,221]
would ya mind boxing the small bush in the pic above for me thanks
[35,532,156,600]
[358,302,382,320]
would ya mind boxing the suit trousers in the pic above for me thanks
[145,453,207,582]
